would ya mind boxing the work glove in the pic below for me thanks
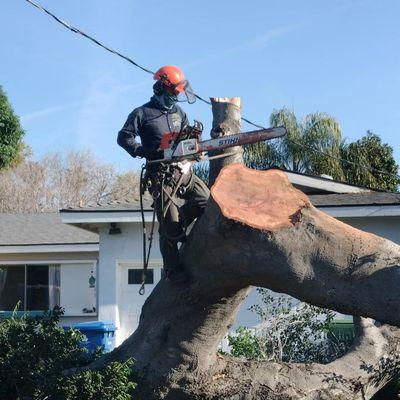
[151,149,164,160]
[134,146,151,158]
[135,146,163,160]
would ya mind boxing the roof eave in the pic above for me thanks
[0,243,99,254]
[60,204,400,226]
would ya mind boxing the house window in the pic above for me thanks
[0,265,60,311]
[128,269,154,285]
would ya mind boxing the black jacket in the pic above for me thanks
[117,97,189,160]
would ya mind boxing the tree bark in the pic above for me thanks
[208,97,243,186]
[92,98,400,399]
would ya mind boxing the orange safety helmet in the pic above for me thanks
[153,65,196,104]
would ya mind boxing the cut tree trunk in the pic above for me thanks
[93,98,400,399]
[208,97,243,186]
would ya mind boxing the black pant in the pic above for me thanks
[151,168,209,271]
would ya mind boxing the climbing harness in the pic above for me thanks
[138,162,189,295]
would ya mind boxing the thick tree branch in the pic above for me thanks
[207,165,400,326]
[89,98,400,399]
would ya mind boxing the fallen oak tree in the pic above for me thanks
[91,98,400,399]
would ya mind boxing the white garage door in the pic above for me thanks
[117,262,162,342]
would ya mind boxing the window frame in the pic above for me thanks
[0,260,98,316]
[0,263,59,313]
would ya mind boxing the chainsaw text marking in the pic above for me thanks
[218,137,239,147]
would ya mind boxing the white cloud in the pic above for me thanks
[20,79,149,124]
[245,23,303,49]
[21,101,81,122]
[183,22,303,70]
[74,74,149,152]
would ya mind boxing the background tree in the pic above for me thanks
[0,150,141,212]
[244,107,345,180]
[244,108,399,191]
[0,86,24,169]
[341,131,400,191]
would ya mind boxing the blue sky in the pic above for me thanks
[1,0,399,172]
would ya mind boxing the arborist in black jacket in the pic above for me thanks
[117,65,210,281]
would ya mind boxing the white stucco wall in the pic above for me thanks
[96,222,162,344]
[60,262,97,316]
[339,216,400,243]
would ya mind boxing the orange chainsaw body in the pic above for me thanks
[159,132,180,151]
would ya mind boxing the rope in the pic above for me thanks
[139,164,156,296]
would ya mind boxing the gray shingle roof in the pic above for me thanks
[0,213,99,246]
[309,192,400,207]
[61,192,400,214]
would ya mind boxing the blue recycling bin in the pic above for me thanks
[73,321,116,353]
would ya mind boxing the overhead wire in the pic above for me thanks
[22,0,400,185]
[24,0,155,75]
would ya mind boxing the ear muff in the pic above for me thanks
[153,80,164,95]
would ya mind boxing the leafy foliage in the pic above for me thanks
[0,86,24,169]
[244,108,345,180]
[244,108,399,191]
[341,131,400,191]
[228,327,260,359]
[228,288,352,364]
[0,307,136,399]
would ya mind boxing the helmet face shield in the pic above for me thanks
[182,82,196,104]
[169,80,196,104]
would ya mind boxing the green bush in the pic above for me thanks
[228,326,260,359]
[0,307,136,399]
[228,288,352,364]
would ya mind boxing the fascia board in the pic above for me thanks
[0,243,99,254]
[319,205,400,218]
[286,172,370,193]
[61,211,154,224]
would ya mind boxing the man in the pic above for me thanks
[117,65,210,280]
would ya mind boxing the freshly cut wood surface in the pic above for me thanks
[211,164,310,231]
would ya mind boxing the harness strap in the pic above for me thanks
[139,164,157,296]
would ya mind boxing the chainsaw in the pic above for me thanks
[148,120,287,164]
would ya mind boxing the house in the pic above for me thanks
[0,213,99,326]
[1,171,399,347]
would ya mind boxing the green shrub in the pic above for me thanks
[228,326,260,359]
[0,307,136,399]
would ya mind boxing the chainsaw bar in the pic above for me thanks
[199,126,286,152]
[147,126,286,165]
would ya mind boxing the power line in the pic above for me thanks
[24,0,154,75]
[22,0,400,185]
[22,0,263,126]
